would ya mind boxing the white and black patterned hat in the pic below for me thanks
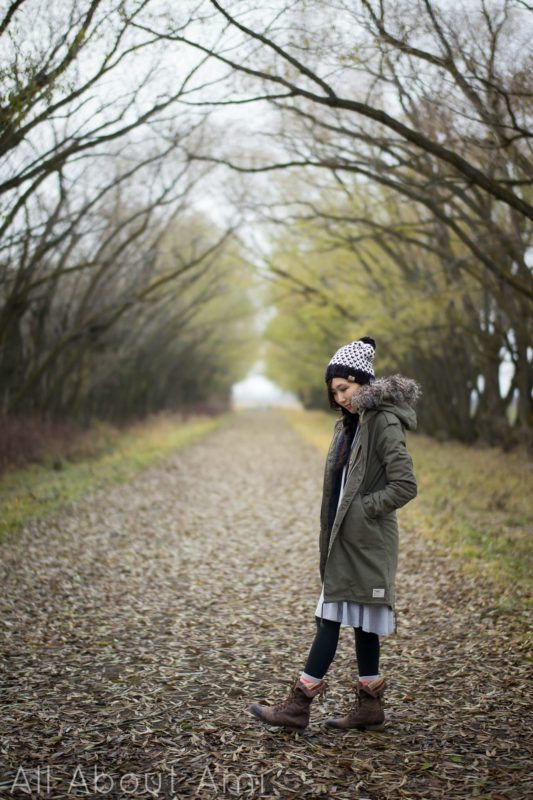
[325,336,376,384]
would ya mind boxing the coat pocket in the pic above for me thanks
[342,494,383,549]
[361,492,379,519]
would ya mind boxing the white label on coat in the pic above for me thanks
[372,588,385,598]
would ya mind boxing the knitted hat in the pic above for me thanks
[325,336,376,384]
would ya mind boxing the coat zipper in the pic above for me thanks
[321,414,367,619]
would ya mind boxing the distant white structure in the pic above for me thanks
[232,371,300,409]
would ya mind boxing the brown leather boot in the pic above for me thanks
[325,676,386,731]
[249,677,327,729]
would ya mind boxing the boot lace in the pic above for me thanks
[272,683,298,711]
[274,679,327,710]
[342,685,363,719]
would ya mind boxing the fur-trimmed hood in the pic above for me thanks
[350,374,422,431]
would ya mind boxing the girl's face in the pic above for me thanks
[330,377,361,412]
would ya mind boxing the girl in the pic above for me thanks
[249,336,421,731]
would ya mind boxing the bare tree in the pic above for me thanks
[140,0,532,219]
[0,0,258,419]
[150,0,531,440]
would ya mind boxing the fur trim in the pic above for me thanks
[350,374,422,412]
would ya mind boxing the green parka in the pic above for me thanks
[319,374,420,615]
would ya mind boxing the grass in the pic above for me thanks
[0,412,226,542]
[282,408,533,606]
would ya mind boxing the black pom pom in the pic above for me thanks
[359,335,376,351]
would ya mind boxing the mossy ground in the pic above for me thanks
[0,413,225,542]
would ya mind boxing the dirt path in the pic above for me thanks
[0,411,530,799]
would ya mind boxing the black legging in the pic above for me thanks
[303,616,380,679]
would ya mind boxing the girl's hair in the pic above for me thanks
[327,376,360,470]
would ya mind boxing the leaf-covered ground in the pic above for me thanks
[0,411,531,799]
